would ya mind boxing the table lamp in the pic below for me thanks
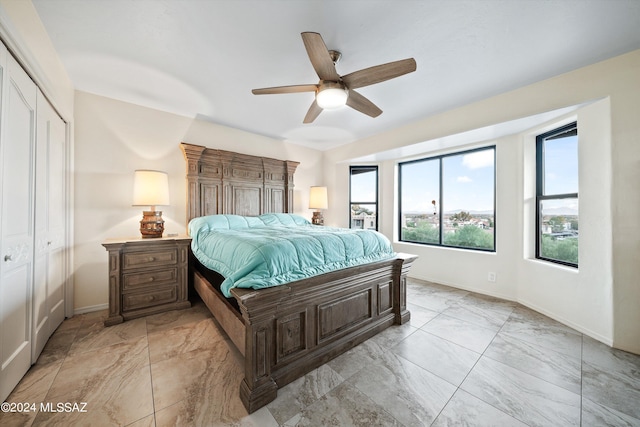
[309,186,328,225]
[132,170,170,238]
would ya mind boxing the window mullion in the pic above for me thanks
[438,157,443,246]
[539,193,578,200]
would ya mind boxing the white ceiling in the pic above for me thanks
[32,0,640,150]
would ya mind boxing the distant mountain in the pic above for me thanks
[405,207,576,216]
[444,209,494,215]
[404,209,494,216]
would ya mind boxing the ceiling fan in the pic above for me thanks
[251,32,417,123]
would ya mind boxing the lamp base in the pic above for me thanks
[140,210,164,238]
[311,210,324,226]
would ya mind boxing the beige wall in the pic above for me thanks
[73,91,323,310]
[0,0,74,117]
[324,50,640,354]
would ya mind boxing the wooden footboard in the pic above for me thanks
[192,252,417,413]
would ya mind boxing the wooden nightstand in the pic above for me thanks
[102,236,191,326]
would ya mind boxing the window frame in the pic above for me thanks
[398,145,496,252]
[535,122,579,267]
[349,165,379,231]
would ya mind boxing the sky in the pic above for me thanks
[540,134,579,214]
[350,168,378,213]
[400,148,495,213]
[352,134,578,215]
[543,135,578,195]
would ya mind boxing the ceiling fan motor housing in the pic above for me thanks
[328,50,342,64]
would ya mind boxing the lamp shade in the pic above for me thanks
[309,186,328,210]
[316,87,348,110]
[132,170,170,207]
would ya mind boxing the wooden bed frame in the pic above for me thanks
[181,143,417,413]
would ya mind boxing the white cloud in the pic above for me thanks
[462,150,494,169]
[457,176,472,183]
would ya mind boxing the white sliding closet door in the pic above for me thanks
[0,46,38,402]
[32,91,67,362]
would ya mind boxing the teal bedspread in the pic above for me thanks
[189,213,395,297]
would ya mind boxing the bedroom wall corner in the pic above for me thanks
[608,54,640,354]
[74,91,192,310]
[0,0,74,117]
[516,98,614,346]
[73,91,324,311]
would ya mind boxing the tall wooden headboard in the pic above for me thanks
[180,143,299,224]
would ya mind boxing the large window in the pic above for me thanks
[536,123,578,267]
[350,166,378,230]
[399,146,495,251]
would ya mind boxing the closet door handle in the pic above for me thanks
[4,254,12,262]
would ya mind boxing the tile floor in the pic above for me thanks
[2,279,639,426]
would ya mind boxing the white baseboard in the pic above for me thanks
[407,274,614,347]
[518,298,614,347]
[73,303,108,315]
[407,274,517,302]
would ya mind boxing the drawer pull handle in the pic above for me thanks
[149,277,155,282]
[148,257,156,262]
[4,255,12,262]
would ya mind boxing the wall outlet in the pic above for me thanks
[488,272,497,282]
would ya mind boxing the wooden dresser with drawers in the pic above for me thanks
[102,236,191,326]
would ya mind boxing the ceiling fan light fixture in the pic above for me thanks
[316,86,348,109]
[252,32,416,123]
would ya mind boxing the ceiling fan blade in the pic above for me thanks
[301,32,341,81]
[303,100,323,123]
[252,84,318,95]
[346,90,382,118]
[342,58,416,89]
